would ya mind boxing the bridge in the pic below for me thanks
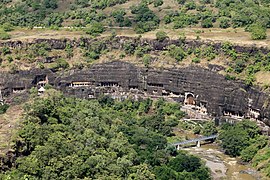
[172,134,218,150]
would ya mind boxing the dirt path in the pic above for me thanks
[0,105,23,155]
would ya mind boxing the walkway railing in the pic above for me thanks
[171,134,218,147]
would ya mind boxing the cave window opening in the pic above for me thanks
[70,82,92,87]
[129,86,138,90]
[36,75,48,88]
[13,87,25,93]
[100,82,119,87]
[162,89,170,96]
[184,93,195,106]
[147,83,163,87]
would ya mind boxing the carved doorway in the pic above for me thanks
[184,93,195,105]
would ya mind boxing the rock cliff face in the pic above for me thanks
[1,37,269,55]
[1,61,270,125]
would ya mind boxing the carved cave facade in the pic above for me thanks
[1,61,270,125]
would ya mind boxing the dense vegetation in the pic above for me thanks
[219,120,268,158]
[1,33,270,87]
[180,117,270,177]
[0,0,269,38]
[0,92,210,179]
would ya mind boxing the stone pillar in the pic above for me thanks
[0,89,3,105]
[196,141,201,147]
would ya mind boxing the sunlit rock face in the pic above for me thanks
[1,61,270,125]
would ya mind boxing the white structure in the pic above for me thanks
[0,89,3,105]
[38,87,45,96]
[69,82,92,87]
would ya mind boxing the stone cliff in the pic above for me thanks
[0,36,269,56]
[0,61,270,125]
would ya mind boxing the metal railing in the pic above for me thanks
[172,134,218,146]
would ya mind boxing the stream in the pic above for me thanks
[185,143,261,180]
[175,130,264,180]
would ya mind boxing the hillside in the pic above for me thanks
[1,0,270,179]
[0,0,269,88]
[0,0,269,36]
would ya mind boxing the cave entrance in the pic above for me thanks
[184,93,195,106]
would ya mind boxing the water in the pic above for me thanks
[175,130,262,180]
[192,143,260,180]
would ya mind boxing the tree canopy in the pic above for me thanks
[0,93,210,179]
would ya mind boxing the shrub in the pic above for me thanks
[1,23,14,32]
[0,104,9,114]
[156,31,168,42]
[0,30,10,40]
[85,22,105,36]
[193,126,201,134]
[52,58,69,70]
[249,24,267,40]
[201,18,213,28]
[218,17,230,28]
[185,1,196,10]
[1,46,11,55]
[143,54,151,67]
[124,41,136,55]
[225,74,236,80]
[192,57,200,63]
[154,0,163,7]
[245,74,255,86]
[168,45,186,62]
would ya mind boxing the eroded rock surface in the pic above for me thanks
[1,61,270,126]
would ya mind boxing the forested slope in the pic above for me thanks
[0,0,269,37]
[0,90,210,179]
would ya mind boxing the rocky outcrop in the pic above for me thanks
[1,37,269,55]
[1,61,270,125]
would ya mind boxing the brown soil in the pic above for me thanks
[0,105,23,155]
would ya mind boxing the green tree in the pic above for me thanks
[168,152,201,172]
[202,122,218,136]
[154,166,178,180]
[0,93,209,179]
[241,144,259,162]
[219,126,250,156]
[219,120,261,157]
